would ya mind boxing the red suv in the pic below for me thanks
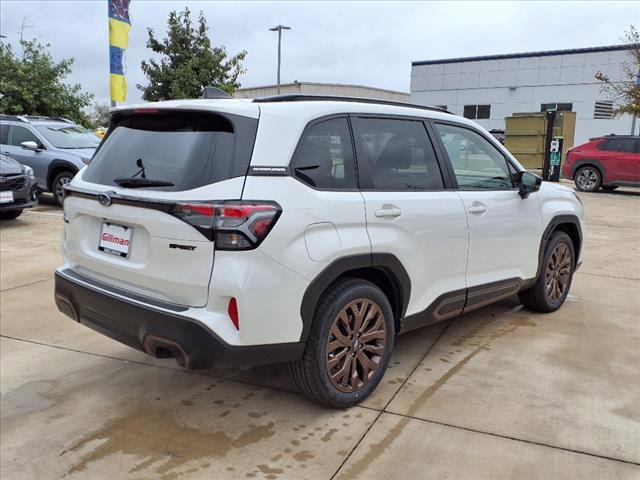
[564,135,640,192]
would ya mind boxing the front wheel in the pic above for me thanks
[290,278,395,408]
[519,231,575,313]
[52,171,74,206]
[574,166,601,192]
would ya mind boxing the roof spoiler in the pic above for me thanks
[202,86,232,99]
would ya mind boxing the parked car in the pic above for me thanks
[0,115,100,205]
[564,135,640,192]
[0,153,38,219]
[54,96,584,408]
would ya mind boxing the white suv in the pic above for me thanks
[55,96,584,408]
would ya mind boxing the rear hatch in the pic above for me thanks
[62,105,259,307]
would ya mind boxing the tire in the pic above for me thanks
[519,231,575,313]
[574,166,601,192]
[602,185,618,191]
[52,171,74,206]
[290,277,395,408]
[0,209,23,220]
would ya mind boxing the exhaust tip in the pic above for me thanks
[143,335,189,368]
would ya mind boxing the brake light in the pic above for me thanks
[171,201,281,250]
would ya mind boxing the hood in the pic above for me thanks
[0,154,23,175]
[58,147,97,160]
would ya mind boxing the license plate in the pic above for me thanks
[99,222,133,258]
[0,191,13,203]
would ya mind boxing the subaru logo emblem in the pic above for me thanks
[98,193,112,206]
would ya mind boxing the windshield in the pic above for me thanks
[36,125,101,149]
[82,111,258,191]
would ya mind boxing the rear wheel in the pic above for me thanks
[52,171,74,206]
[519,231,575,313]
[290,277,395,408]
[0,209,23,220]
[574,166,601,192]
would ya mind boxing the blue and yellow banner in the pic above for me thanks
[108,0,131,103]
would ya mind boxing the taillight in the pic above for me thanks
[171,201,281,250]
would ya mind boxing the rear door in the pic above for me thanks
[352,115,469,327]
[431,121,542,290]
[63,108,259,307]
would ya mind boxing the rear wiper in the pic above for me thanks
[113,177,175,188]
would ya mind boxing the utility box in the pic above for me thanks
[504,111,576,171]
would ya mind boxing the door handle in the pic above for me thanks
[374,205,402,218]
[467,202,487,215]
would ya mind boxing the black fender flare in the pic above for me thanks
[527,214,582,288]
[299,253,411,341]
[571,158,606,180]
[47,160,79,191]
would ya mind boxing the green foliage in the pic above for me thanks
[90,103,111,128]
[595,25,640,117]
[138,7,247,101]
[0,39,94,126]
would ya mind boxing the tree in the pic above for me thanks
[90,103,111,128]
[138,8,247,101]
[595,25,640,117]
[0,38,94,126]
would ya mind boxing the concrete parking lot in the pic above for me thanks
[1,189,639,479]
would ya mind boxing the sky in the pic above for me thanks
[1,1,638,107]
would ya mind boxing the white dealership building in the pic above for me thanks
[410,45,636,145]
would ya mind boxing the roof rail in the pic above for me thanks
[22,115,74,123]
[253,94,452,114]
[0,114,28,123]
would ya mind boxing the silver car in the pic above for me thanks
[0,115,100,205]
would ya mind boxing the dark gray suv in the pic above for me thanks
[0,115,100,205]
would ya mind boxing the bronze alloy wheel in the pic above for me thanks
[325,298,387,393]
[545,242,572,303]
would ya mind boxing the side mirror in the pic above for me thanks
[21,141,42,152]
[518,171,542,199]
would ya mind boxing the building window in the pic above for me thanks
[463,104,491,120]
[594,101,614,119]
[540,102,573,112]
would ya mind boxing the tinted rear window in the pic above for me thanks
[83,111,257,191]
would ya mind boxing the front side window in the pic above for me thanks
[8,125,40,146]
[434,123,514,190]
[354,118,443,190]
[36,124,100,149]
[291,117,356,189]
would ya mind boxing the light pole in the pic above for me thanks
[269,25,291,95]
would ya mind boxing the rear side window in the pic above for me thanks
[83,111,257,191]
[601,138,636,153]
[291,117,357,189]
[8,125,41,146]
[353,118,444,190]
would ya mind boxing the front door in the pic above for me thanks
[431,122,542,293]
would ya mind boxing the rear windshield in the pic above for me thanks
[82,111,258,191]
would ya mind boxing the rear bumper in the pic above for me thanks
[54,268,305,369]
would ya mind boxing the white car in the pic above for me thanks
[55,96,584,408]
